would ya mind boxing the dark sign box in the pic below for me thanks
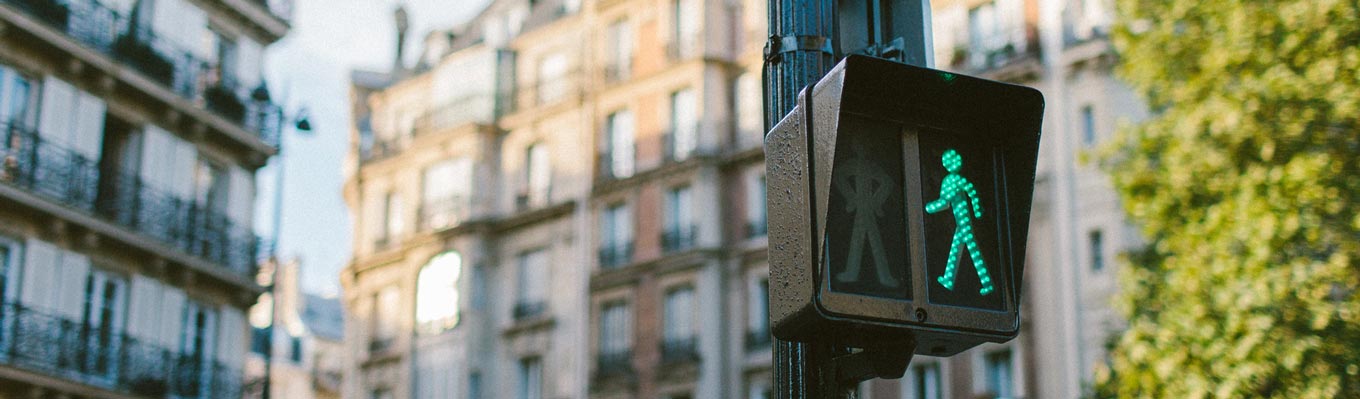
[764,55,1043,356]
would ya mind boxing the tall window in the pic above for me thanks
[193,158,229,213]
[518,357,543,399]
[372,286,400,351]
[468,371,482,399]
[289,336,303,363]
[662,286,696,361]
[599,301,631,356]
[421,158,473,230]
[416,251,462,334]
[0,65,37,127]
[605,111,635,178]
[746,173,767,238]
[180,301,217,396]
[524,143,551,208]
[381,192,404,246]
[536,53,569,104]
[745,276,770,351]
[606,20,632,80]
[1081,105,1097,146]
[471,263,488,311]
[668,89,697,161]
[670,0,699,58]
[985,349,1014,398]
[212,30,238,87]
[0,239,16,312]
[663,185,693,252]
[80,269,126,377]
[1089,230,1105,271]
[734,73,762,145]
[600,203,633,268]
[515,248,549,319]
[910,362,942,399]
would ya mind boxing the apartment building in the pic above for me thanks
[340,1,591,398]
[0,0,290,397]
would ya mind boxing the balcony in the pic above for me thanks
[661,126,701,163]
[595,147,635,181]
[744,329,771,351]
[512,301,547,321]
[514,186,551,212]
[413,95,496,135]
[0,0,286,148]
[745,218,767,239]
[593,350,633,380]
[0,302,242,398]
[661,225,696,253]
[660,336,700,365]
[418,195,468,232]
[1,123,261,276]
[597,242,634,270]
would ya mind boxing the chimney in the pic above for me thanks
[393,4,410,76]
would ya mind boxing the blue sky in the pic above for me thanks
[256,0,490,297]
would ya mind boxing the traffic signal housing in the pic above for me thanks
[765,55,1043,356]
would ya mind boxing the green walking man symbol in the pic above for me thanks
[925,149,994,296]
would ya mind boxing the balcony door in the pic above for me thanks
[95,117,142,225]
[192,158,228,260]
[176,302,217,397]
[77,269,126,381]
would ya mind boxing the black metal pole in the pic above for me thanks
[763,1,848,398]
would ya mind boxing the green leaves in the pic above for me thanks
[1097,0,1360,397]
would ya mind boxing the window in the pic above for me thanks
[536,53,569,104]
[747,277,770,345]
[662,286,696,362]
[371,388,393,399]
[471,263,488,311]
[1089,230,1105,271]
[604,111,635,178]
[524,143,551,208]
[193,159,229,213]
[747,381,771,399]
[734,73,763,144]
[416,252,462,334]
[515,248,549,319]
[663,186,694,252]
[967,3,998,69]
[421,158,473,230]
[180,301,217,396]
[468,372,483,399]
[518,357,543,399]
[668,89,697,160]
[372,286,400,350]
[599,203,633,268]
[670,0,699,58]
[746,173,767,238]
[0,239,16,309]
[599,301,631,356]
[985,349,1014,398]
[911,362,942,399]
[0,65,38,127]
[1081,105,1096,146]
[289,336,303,363]
[380,192,404,245]
[606,21,633,80]
[212,30,238,87]
[80,269,126,377]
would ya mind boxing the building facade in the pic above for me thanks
[341,0,1145,397]
[0,0,291,397]
[247,259,344,399]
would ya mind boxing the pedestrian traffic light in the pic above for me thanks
[765,55,1043,356]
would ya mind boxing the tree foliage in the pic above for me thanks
[1095,0,1360,397]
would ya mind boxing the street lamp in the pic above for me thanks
[259,96,312,399]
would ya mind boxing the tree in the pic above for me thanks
[1095,0,1360,397]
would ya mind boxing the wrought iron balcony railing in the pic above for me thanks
[745,218,767,239]
[597,242,634,270]
[661,225,696,253]
[744,329,772,351]
[0,302,242,398]
[418,195,468,232]
[0,0,284,147]
[0,122,262,275]
[595,146,636,181]
[512,301,547,321]
[594,350,633,380]
[661,125,702,163]
[660,336,699,364]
